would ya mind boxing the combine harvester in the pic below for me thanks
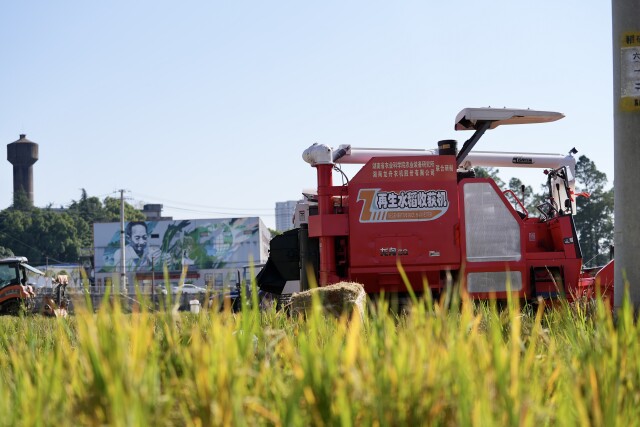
[257,107,614,305]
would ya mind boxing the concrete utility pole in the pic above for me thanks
[119,189,127,294]
[613,1,640,310]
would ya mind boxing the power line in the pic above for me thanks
[156,204,276,217]
[56,191,280,217]
[133,193,275,217]
[58,191,129,209]
[0,230,67,265]
[130,191,275,212]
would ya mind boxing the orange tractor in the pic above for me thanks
[0,257,69,316]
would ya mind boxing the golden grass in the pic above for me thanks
[0,285,637,426]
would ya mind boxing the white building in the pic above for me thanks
[275,200,299,232]
[93,217,270,292]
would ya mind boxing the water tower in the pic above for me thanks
[7,134,38,206]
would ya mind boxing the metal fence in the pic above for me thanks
[35,287,214,314]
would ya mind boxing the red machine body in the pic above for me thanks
[257,107,605,303]
[307,153,583,300]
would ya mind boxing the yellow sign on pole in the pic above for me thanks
[621,32,640,111]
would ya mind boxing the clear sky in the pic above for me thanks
[0,1,613,230]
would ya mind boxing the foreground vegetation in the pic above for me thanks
[0,289,636,426]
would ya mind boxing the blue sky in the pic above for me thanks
[0,1,613,229]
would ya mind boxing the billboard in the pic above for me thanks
[93,217,270,288]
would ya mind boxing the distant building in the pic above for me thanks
[275,200,298,232]
[141,204,173,221]
[32,263,82,289]
[93,217,270,292]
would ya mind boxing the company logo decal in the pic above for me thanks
[357,188,449,223]
[512,157,533,165]
[380,247,408,256]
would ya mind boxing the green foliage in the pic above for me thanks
[0,247,14,258]
[474,167,505,187]
[0,190,146,264]
[66,189,108,225]
[10,189,33,211]
[269,228,281,238]
[506,177,537,215]
[574,156,614,267]
[67,189,146,225]
[0,208,83,264]
[101,196,146,223]
[476,169,551,218]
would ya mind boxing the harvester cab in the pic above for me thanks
[258,107,587,304]
[0,257,41,315]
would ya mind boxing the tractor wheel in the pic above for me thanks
[0,299,32,316]
[0,299,21,315]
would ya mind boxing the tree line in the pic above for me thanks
[0,189,145,265]
[0,155,614,268]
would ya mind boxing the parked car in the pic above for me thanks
[159,283,207,295]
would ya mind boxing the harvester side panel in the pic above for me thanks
[523,220,575,298]
[542,216,582,297]
[346,155,460,293]
[523,221,558,254]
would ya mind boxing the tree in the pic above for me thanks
[573,155,614,267]
[506,177,539,215]
[102,197,146,223]
[473,169,549,217]
[0,247,14,258]
[67,190,146,250]
[67,189,106,223]
[473,167,505,188]
[67,189,145,225]
[0,190,147,265]
[10,189,33,211]
[0,208,83,264]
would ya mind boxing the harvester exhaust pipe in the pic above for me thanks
[438,139,458,156]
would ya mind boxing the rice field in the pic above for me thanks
[0,285,637,427]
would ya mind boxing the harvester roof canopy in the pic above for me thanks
[455,108,564,131]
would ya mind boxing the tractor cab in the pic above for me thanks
[0,257,42,314]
